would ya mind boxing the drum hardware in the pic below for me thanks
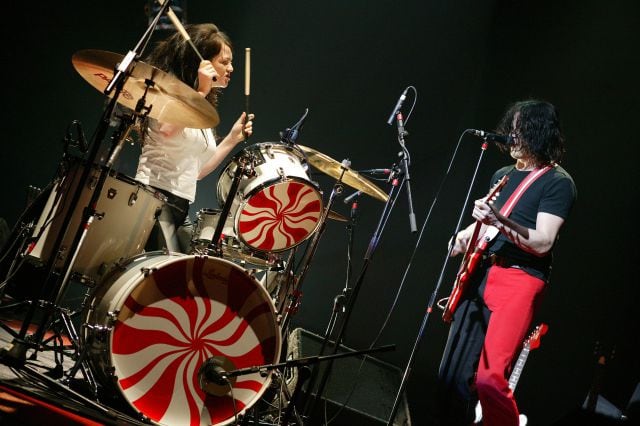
[69,272,97,288]
[209,152,254,258]
[279,108,309,147]
[279,167,346,335]
[0,3,190,372]
[284,151,398,418]
[204,342,396,426]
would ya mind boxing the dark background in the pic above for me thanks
[2,1,638,424]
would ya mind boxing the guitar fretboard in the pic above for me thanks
[508,347,530,390]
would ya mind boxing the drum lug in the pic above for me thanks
[106,187,117,199]
[107,311,120,325]
[83,323,112,346]
[277,167,285,178]
[128,191,138,206]
[265,144,275,159]
[141,266,157,277]
[70,271,96,288]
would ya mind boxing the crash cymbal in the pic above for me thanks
[326,208,348,222]
[72,49,219,129]
[297,145,389,202]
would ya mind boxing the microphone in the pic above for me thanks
[198,358,229,391]
[343,190,362,204]
[359,168,391,175]
[468,129,513,146]
[386,87,409,125]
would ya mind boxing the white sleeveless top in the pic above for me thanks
[135,119,217,202]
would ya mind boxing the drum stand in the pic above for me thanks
[208,151,256,256]
[278,170,346,335]
[0,0,168,394]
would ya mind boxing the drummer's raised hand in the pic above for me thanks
[197,60,218,95]
[230,112,254,144]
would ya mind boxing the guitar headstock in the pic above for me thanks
[525,323,548,350]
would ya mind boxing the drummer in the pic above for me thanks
[135,23,254,253]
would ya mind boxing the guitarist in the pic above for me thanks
[435,100,576,426]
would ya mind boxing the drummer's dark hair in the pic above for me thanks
[146,23,232,108]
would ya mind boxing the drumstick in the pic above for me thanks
[156,0,214,80]
[244,47,251,141]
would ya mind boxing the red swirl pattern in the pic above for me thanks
[110,256,279,425]
[237,180,322,252]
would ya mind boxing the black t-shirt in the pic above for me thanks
[486,164,577,280]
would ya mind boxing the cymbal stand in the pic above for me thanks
[302,169,401,418]
[278,165,345,335]
[0,0,170,375]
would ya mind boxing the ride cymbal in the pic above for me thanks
[72,49,219,129]
[296,145,389,202]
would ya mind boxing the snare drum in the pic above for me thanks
[26,159,166,282]
[217,142,323,253]
[81,252,281,426]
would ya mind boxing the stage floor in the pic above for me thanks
[0,302,151,425]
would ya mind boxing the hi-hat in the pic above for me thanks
[72,49,219,129]
[296,145,389,202]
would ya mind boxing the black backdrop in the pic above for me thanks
[1,1,639,424]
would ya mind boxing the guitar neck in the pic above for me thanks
[508,346,530,390]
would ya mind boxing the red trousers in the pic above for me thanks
[476,266,546,426]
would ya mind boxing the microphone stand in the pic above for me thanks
[214,344,395,426]
[302,172,401,418]
[298,193,358,413]
[385,138,491,425]
[395,111,417,233]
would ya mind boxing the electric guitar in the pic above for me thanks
[473,323,549,425]
[442,175,508,322]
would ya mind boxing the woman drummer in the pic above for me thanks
[135,23,254,253]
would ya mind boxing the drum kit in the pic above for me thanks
[0,45,395,425]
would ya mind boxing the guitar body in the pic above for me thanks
[442,175,508,322]
[442,245,484,322]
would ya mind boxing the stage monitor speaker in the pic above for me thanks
[286,327,411,426]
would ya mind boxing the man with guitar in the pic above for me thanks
[435,100,577,426]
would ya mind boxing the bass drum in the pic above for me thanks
[81,252,281,426]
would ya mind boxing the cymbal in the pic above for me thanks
[72,49,219,129]
[326,208,348,222]
[297,145,389,202]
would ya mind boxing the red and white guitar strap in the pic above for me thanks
[478,164,554,250]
